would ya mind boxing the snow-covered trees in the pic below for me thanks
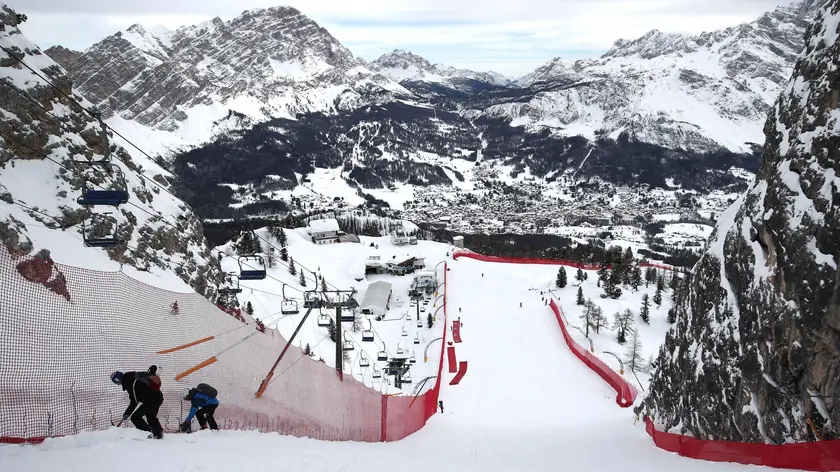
[245,301,254,316]
[288,257,297,276]
[280,246,288,262]
[640,294,651,324]
[575,268,587,284]
[298,269,306,287]
[623,328,644,372]
[613,309,634,344]
[630,266,642,291]
[328,318,337,343]
[556,267,568,288]
[427,313,434,328]
[653,286,662,307]
[576,286,585,305]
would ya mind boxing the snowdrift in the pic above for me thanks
[0,248,447,443]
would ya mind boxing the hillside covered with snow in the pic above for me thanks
[0,5,223,294]
[639,0,840,442]
[368,49,510,86]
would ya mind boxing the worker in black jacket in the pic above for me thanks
[111,367,164,439]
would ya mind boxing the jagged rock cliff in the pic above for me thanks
[639,0,840,442]
[0,5,223,295]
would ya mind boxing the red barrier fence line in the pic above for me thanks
[644,417,840,471]
[547,299,637,407]
[447,346,457,374]
[452,320,462,343]
[451,249,673,272]
[449,362,468,386]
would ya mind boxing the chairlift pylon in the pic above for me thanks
[238,255,266,280]
[81,212,120,247]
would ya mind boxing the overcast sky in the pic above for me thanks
[11,0,790,77]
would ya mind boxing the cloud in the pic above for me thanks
[9,0,789,76]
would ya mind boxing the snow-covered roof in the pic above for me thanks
[361,281,392,315]
[308,218,339,233]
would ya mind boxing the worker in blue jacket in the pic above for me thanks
[180,385,220,432]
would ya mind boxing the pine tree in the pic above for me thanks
[592,305,607,334]
[640,294,651,324]
[266,246,276,268]
[669,271,680,291]
[576,286,585,305]
[288,257,297,276]
[653,287,662,307]
[656,274,665,292]
[597,266,608,287]
[645,268,656,287]
[556,267,568,288]
[427,313,434,328]
[623,328,644,372]
[280,246,288,262]
[236,231,255,256]
[613,309,634,344]
[623,246,634,265]
[631,266,642,291]
[580,300,595,337]
[575,268,585,284]
[667,307,677,324]
[278,227,287,247]
[328,318,337,343]
[304,343,312,356]
[299,269,306,287]
[320,275,328,292]
[245,301,254,316]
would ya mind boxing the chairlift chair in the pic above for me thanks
[218,274,242,295]
[413,334,420,345]
[409,352,416,364]
[362,330,374,342]
[340,310,355,323]
[360,353,370,367]
[81,212,120,247]
[76,162,130,206]
[417,319,423,328]
[396,344,405,355]
[238,255,267,280]
[372,366,382,378]
[377,350,388,362]
[402,372,413,384]
[342,337,355,351]
[317,313,331,327]
[303,292,322,308]
[280,284,300,314]
[401,326,408,337]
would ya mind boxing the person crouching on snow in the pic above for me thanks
[180,384,220,432]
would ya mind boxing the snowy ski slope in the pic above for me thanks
[1,252,768,472]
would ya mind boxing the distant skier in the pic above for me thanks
[181,383,220,432]
[458,307,462,313]
[519,302,523,308]
[481,273,484,278]
[111,365,164,439]
[439,400,444,413]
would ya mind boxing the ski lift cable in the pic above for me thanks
[1,58,344,295]
[4,75,335,294]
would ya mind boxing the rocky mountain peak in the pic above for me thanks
[372,49,435,69]
[638,0,840,442]
[603,29,687,59]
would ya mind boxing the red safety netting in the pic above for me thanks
[452,248,673,271]
[0,249,448,443]
[548,300,637,407]
[644,417,840,471]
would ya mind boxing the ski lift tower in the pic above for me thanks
[255,288,359,398]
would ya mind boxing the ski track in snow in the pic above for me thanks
[1,247,760,472]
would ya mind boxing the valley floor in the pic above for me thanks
[0,256,765,472]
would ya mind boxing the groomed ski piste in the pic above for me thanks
[1,234,774,472]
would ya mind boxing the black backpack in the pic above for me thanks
[135,371,161,390]
[196,383,218,399]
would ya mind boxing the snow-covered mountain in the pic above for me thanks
[368,49,510,86]
[640,0,840,442]
[488,0,821,153]
[0,5,222,295]
[47,7,410,156]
